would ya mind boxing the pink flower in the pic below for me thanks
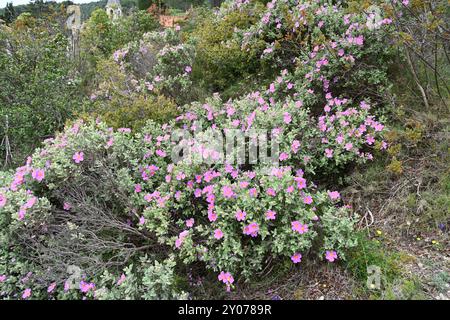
[79,281,95,293]
[279,152,289,161]
[208,211,217,222]
[291,253,302,264]
[265,210,276,220]
[63,202,71,211]
[117,274,126,286]
[366,135,375,145]
[185,66,192,73]
[235,209,246,221]
[266,188,276,197]
[32,168,45,182]
[291,221,308,234]
[328,191,341,201]
[354,35,364,46]
[239,181,249,189]
[218,271,234,285]
[325,250,338,262]
[222,185,235,199]
[106,138,114,148]
[243,222,259,237]
[283,112,292,124]
[303,195,313,205]
[325,148,333,158]
[138,216,145,225]
[176,172,186,180]
[18,207,26,220]
[24,196,37,209]
[296,177,306,190]
[156,149,166,157]
[22,288,31,299]
[0,275,6,282]
[73,152,84,164]
[291,140,300,153]
[47,282,56,293]
[186,218,195,228]
[135,184,142,193]
[214,229,224,240]
[0,193,6,208]
[269,83,275,93]
[344,142,353,151]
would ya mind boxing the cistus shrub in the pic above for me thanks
[0,119,356,298]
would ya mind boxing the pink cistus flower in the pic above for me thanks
[207,207,217,221]
[63,202,71,211]
[221,185,235,199]
[344,142,353,151]
[265,210,276,220]
[156,149,166,157]
[18,207,26,221]
[328,191,341,201]
[79,281,95,293]
[235,209,246,221]
[291,253,302,264]
[279,152,289,161]
[0,193,6,207]
[249,188,258,197]
[291,221,308,234]
[214,229,224,240]
[135,184,142,193]
[138,216,145,225]
[243,222,259,237]
[291,140,300,153]
[117,274,126,286]
[186,218,195,228]
[22,288,31,299]
[73,152,84,164]
[303,195,313,205]
[175,230,189,249]
[47,282,56,293]
[31,168,45,182]
[218,271,234,291]
[325,250,338,262]
[0,274,7,282]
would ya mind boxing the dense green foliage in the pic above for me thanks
[0,14,82,167]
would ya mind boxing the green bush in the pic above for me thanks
[0,16,82,168]
[81,58,178,129]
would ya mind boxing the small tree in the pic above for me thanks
[4,2,16,24]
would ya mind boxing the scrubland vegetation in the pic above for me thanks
[0,0,448,300]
